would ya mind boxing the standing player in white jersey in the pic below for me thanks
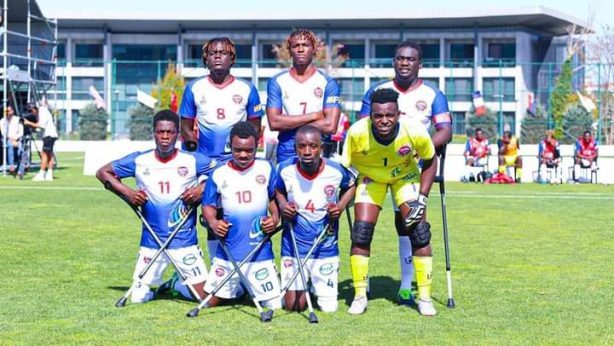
[359,41,452,308]
[179,37,264,259]
[276,125,356,312]
[201,122,282,310]
[266,28,341,163]
[96,110,218,303]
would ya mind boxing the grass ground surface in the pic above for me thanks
[0,153,612,345]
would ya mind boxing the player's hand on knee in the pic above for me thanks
[327,203,341,220]
[282,202,297,221]
[212,220,231,238]
[404,194,427,228]
[260,216,278,234]
[129,189,148,207]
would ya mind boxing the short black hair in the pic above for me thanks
[475,127,483,133]
[503,130,512,138]
[370,88,399,105]
[583,130,591,136]
[153,109,179,130]
[395,40,423,60]
[230,121,258,143]
[296,124,322,139]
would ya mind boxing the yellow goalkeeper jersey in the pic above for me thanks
[341,117,435,184]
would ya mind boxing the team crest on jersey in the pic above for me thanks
[255,268,269,280]
[215,267,225,277]
[255,174,266,185]
[324,185,336,198]
[232,94,243,104]
[283,259,293,268]
[398,145,411,156]
[177,166,189,177]
[314,87,323,99]
[415,100,427,112]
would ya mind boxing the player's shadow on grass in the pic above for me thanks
[339,275,401,306]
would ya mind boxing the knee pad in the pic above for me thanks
[317,296,338,313]
[351,221,375,248]
[409,222,431,249]
[131,282,154,303]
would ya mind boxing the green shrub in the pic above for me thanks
[78,103,108,140]
[128,103,154,140]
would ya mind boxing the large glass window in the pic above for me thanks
[56,42,66,64]
[336,42,365,67]
[338,78,365,103]
[451,112,466,135]
[503,112,516,134]
[483,78,515,102]
[371,42,396,67]
[235,44,252,67]
[449,43,474,67]
[186,44,203,68]
[112,45,177,84]
[484,41,515,66]
[260,43,278,67]
[445,78,473,102]
[71,77,104,100]
[422,77,439,89]
[419,42,440,67]
[74,43,103,67]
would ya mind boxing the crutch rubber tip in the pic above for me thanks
[115,297,127,308]
[260,310,274,323]
[186,308,200,318]
[309,312,319,324]
[447,298,456,309]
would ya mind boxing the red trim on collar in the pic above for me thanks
[228,159,255,172]
[296,159,324,180]
[393,79,423,93]
[289,66,317,83]
[155,149,178,163]
[207,75,235,89]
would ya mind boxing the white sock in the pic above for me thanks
[398,236,413,291]
[207,240,218,264]
[574,164,580,180]
[464,167,472,181]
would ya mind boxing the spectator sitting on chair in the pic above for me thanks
[0,105,23,174]
[573,130,598,181]
[462,127,490,181]
[537,130,561,183]
[498,131,522,182]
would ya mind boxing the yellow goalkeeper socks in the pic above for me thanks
[515,168,522,181]
[498,165,505,174]
[350,255,369,297]
[414,256,433,301]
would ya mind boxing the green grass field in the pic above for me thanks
[0,153,612,345]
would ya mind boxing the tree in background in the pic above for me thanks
[550,58,574,139]
[78,103,108,140]
[586,24,614,144]
[151,63,185,112]
[466,108,498,141]
[521,105,549,144]
[128,103,154,140]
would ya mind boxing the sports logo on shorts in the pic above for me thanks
[319,263,334,275]
[314,87,323,99]
[177,166,189,177]
[232,94,243,104]
[183,254,197,265]
[324,185,336,198]
[283,259,293,268]
[215,267,225,277]
[143,256,152,264]
[398,145,411,156]
[415,100,427,111]
[255,174,266,185]
[255,268,269,280]
[362,177,372,184]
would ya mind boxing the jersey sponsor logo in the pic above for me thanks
[209,159,217,169]
[255,268,269,280]
[401,172,418,181]
[415,100,428,112]
[253,104,262,113]
[398,145,412,156]
[255,174,267,185]
[283,259,293,268]
[324,185,336,198]
[215,267,225,277]
[249,218,264,239]
[232,94,243,104]
[183,254,197,265]
[168,203,190,228]
[319,263,334,275]
[326,96,339,104]
[177,166,189,177]
[314,87,323,99]
[143,168,150,176]
[199,95,207,106]
[220,180,228,190]
[283,91,290,99]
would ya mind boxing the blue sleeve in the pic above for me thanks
[464,140,471,152]
[266,78,282,110]
[179,83,196,119]
[358,86,375,118]
[338,164,355,190]
[111,151,141,179]
[267,163,278,200]
[538,141,544,155]
[247,83,264,119]
[575,140,581,152]
[432,90,450,114]
[275,166,287,195]
[195,153,219,178]
[202,174,220,207]
[323,77,340,109]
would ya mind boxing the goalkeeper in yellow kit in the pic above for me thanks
[341,88,438,316]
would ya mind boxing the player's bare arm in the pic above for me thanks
[310,107,341,135]
[96,163,147,206]
[419,157,437,196]
[432,125,452,151]
[275,190,297,221]
[180,181,205,205]
[180,117,197,151]
[266,107,323,131]
[263,199,280,234]
[203,205,230,237]
[327,184,357,220]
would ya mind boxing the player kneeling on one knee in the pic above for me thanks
[276,125,356,312]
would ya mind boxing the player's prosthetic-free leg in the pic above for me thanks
[288,223,318,323]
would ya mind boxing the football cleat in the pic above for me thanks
[348,295,368,315]
[397,288,416,306]
[418,299,437,316]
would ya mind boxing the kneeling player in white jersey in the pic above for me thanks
[96,110,217,303]
[201,122,282,309]
[276,125,356,312]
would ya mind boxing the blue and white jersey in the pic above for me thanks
[266,67,340,162]
[359,79,451,131]
[276,158,354,259]
[179,76,263,161]
[112,149,217,249]
[202,159,277,262]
